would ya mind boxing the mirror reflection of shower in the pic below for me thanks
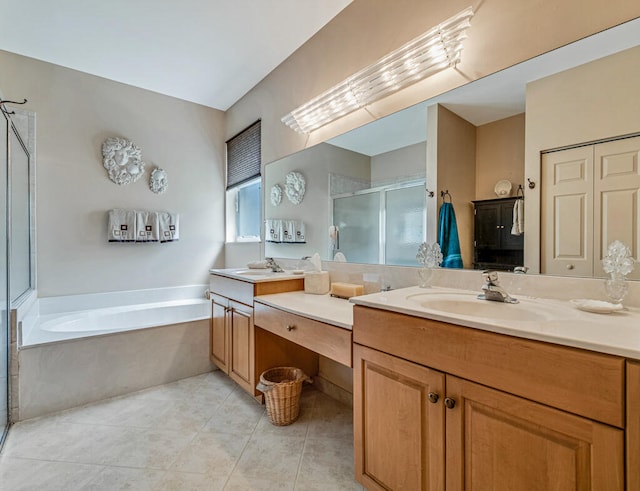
[331,179,426,266]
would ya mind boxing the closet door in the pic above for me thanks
[541,146,594,277]
[593,136,640,279]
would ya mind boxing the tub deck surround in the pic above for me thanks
[20,285,210,347]
[350,286,640,360]
[13,285,214,421]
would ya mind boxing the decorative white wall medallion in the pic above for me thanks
[150,168,168,194]
[270,184,282,206]
[285,171,306,205]
[102,137,145,185]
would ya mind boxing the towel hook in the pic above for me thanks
[0,98,27,115]
[440,190,452,203]
[516,184,524,199]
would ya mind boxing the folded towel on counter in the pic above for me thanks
[511,199,524,235]
[108,209,136,242]
[135,211,160,242]
[437,202,463,268]
[158,212,179,242]
[265,219,283,243]
[283,220,306,243]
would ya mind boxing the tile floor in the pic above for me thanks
[0,371,364,490]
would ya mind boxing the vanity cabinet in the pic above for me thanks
[209,273,304,397]
[353,305,625,490]
[472,197,523,271]
[210,294,254,393]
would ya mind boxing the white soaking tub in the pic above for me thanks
[14,285,214,420]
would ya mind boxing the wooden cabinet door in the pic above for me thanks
[353,344,445,491]
[628,361,640,491]
[210,296,229,373]
[228,300,255,394]
[474,202,501,249]
[445,376,624,491]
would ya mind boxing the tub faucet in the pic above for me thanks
[265,257,284,273]
[478,270,518,304]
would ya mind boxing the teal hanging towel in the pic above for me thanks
[438,202,463,268]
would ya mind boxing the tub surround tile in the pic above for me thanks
[18,320,213,420]
[1,374,360,490]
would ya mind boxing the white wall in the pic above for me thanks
[0,50,226,297]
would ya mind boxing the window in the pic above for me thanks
[226,121,261,242]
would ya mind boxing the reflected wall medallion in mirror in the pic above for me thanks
[149,167,168,194]
[270,184,282,206]
[285,171,306,205]
[102,137,145,185]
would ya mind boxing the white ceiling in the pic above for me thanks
[329,17,640,156]
[0,0,352,110]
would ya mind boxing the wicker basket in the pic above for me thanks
[257,367,310,426]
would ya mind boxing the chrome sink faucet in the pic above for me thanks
[478,270,519,304]
[264,257,284,273]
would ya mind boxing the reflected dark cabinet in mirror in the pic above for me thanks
[472,198,524,272]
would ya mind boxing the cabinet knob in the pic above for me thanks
[566,264,574,270]
[427,392,439,404]
[286,325,296,331]
[444,397,456,409]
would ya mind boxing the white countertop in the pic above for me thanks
[209,268,305,283]
[255,291,353,330]
[351,286,640,360]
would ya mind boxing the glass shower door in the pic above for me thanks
[385,184,426,266]
[0,112,9,446]
[333,192,381,264]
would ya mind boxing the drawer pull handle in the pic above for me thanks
[286,325,296,331]
[427,392,439,404]
[444,397,456,409]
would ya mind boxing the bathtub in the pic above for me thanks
[13,285,214,421]
[20,285,211,346]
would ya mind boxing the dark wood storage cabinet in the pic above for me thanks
[472,197,523,271]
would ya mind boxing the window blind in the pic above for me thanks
[226,120,261,190]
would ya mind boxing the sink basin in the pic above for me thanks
[406,292,573,323]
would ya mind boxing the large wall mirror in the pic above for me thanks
[264,17,640,280]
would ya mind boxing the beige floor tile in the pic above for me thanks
[1,372,362,490]
[232,434,305,481]
[223,474,295,490]
[0,455,103,491]
[160,471,228,491]
[170,432,249,476]
[296,436,355,485]
[80,466,166,490]
[98,427,196,469]
[201,400,264,435]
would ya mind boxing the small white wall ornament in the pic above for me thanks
[102,137,145,185]
[150,168,168,194]
[285,171,306,205]
[270,184,282,206]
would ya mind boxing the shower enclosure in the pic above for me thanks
[332,180,426,266]
[0,101,34,447]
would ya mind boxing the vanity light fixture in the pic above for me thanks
[281,6,474,134]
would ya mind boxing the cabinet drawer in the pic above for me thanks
[210,275,255,306]
[354,306,625,428]
[254,302,352,367]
